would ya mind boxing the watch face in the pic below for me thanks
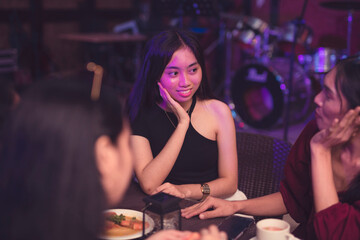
[202,184,210,194]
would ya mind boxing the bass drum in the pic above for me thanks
[231,58,312,129]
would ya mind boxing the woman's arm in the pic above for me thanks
[310,107,360,212]
[181,192,287,219]
[204,100,238,198]
[310,145,339,212]
[131,124,188,195]
[131,84,190,195]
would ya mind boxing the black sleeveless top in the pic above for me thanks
[131,98,219,184]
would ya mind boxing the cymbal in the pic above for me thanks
[320,1,360,11]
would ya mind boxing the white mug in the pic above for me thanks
[256,218,298,240]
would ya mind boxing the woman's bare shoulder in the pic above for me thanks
[198,99,232,120]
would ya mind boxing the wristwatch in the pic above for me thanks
[200,183,210,201]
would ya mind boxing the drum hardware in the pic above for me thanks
[216,9,314,133]
[320,1,360,56]
[279,20,313,46]
[222,18,274,130]
[220,14,296,131]
[224,30,234,104]
[232,16,275,59]
[279,0,310,141]
[206,14,274,99]
[230,58,312,129]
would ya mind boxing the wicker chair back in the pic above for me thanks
[236,132,292,221]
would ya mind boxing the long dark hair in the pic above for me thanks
[127,29,214,120]
[334,56,360,204]
[0,79,126,240]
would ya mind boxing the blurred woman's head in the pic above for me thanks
[128,29,213,119]
[0,79,132,240]
[314,56,360,130]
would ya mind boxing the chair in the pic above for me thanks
[236,131,292,221]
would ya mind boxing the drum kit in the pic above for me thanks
[221,1,360,131]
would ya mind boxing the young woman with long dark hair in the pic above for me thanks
[182,56,360,240]
[128,29,242,201]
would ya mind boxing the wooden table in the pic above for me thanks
[117,181,256,240]
[59,33,147,92]
[59,33,147,43]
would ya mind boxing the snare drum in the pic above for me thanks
[230,58,312,129]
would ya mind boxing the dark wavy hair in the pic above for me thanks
[0,79,126,240]
[334,56,360,204]
[127,28,214,120]
[334,55,360,110]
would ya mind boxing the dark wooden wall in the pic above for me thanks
[0,0,133,81]
[1,0,359,84]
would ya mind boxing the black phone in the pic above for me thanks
[218,215,255,240]
[143,192,182,212]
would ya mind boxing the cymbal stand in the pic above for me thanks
[224,30,233,104]
[223,29,244,129]
[283,0,308,142]
[346,10,353,56]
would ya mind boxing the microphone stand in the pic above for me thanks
[283,0,308,142]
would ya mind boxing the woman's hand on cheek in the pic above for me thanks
[152,182,187,199]
[158,82,173,107]
[158,82,189,125]
[311,106,360,149]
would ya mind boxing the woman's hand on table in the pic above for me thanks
[181,196,236,219]
[152,182,190,199]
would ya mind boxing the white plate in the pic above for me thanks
[100,209,155,240]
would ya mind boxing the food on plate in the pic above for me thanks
[103,211,149,237]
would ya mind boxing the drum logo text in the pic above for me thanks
[246,68,268,83]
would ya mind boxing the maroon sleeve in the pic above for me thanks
[314,201,360,240]
[279,120,319,223]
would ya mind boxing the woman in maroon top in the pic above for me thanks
[182,56,360,240]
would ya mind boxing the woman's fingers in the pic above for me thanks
[181,198,212,219]
[200,225,227,240]
[181,197,232,220]
[152,183,186,198]
[315,107,360,148]
[158,82,171,104]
